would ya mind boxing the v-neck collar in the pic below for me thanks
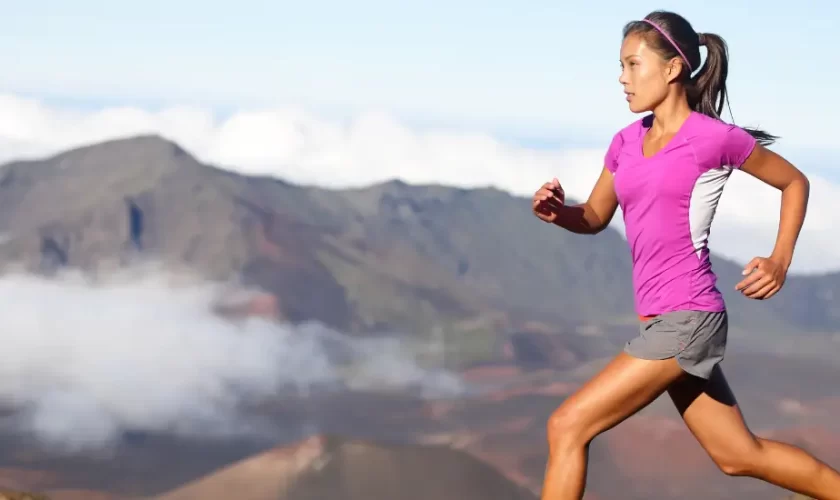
[639,111,695,159]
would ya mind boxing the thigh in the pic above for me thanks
[668,365,759,459]
[552,351,687,441]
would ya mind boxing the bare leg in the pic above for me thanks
[669,365,840,499]
[541,352,687,500]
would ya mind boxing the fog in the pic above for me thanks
[0,268,464,451]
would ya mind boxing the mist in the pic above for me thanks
[0,268,464,452]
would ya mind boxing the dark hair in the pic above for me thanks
[623,10,777,146]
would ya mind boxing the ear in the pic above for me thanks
[664,57,685,83]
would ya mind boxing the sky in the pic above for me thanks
[1,0,839,272]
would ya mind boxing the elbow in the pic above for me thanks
[777,169,809,194]
[590,214,614,235]
[789,171,810,193]
[793,166,809,186]
[586,223,608,235]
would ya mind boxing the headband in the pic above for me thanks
[642,19,693,72]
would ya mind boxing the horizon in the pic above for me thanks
[2,1,839,272]
[2,130,835,279]
[1,4,840,498]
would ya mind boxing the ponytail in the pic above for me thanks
[624,11,779,146]
[689,32,777,146]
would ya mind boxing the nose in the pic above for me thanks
[619,69,629,86]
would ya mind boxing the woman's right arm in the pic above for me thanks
[532,167,619,235]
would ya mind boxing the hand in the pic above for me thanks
[532,178,565,223]
[735,256,788,300]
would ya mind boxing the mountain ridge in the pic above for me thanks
[0,135,838,351]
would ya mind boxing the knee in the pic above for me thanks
[546,404,593,450]
[711,443,764,477]
[716,459,752,477]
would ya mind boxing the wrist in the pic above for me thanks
[551,204,599,234]
[769,250,793,271]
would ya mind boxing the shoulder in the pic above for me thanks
[687,112,741,137]
[611,116,648,143]
[685,113,757,170]
[604,117,646,173]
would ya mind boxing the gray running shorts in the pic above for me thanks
[624,310,728,379]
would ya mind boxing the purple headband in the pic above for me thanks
[642,19,693,72]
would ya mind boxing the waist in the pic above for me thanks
[632,262,724,313]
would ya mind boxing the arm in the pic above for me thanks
[734,144,809,298]
[532,168,619,235]
[556,167,620,234]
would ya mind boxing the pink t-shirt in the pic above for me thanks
[604,111,757,317]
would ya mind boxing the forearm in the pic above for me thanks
[552,203,606,235]
[770,174,809,270]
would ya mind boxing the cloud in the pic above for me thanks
[0,268,463,452]
[0,93,838,272]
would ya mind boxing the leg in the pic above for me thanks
[541,352,687,500]
[669,365,840,499]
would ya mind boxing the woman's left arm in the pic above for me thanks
[734,144,810,300]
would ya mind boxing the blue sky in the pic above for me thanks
[2,1,840,271]
[3,1,838,152]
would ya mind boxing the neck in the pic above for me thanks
[650,90,693,134]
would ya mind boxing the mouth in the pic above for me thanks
[625,91,634,101]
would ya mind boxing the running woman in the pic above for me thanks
[531,10,840,500]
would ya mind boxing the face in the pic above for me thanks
[619,33,681,113]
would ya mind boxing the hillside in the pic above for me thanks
[4,353,837,500]
[151,434,536,500]
[0,134,836,500]
[0,135,837,350]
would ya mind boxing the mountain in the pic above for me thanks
[151,434,536,500]
[1,135,838,500]
[0,135,838,355]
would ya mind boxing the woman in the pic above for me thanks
[531,10,840,500]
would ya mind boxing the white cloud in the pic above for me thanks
[0,268,463,452]
[0,93,838,273]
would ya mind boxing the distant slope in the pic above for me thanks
[0,135,837,344]
[151,434,537,500]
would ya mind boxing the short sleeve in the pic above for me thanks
[604,132,624,173]
[719,124,757,168]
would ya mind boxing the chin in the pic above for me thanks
[627,101,650,114]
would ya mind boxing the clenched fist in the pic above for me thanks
[532,178,566,223]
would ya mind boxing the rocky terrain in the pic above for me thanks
[0,136,836,499]
[0,136,839,343]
